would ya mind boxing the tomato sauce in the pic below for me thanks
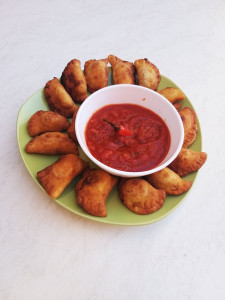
[85,104,171,172]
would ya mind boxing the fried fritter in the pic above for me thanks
[75,168,118,217]
[157,87,185,103]
[169,148,207,177]
[44,77,78,118]
[67,110,78,144]
[84,58,108,93]
[119,178,166,215]
[37,154,87,199]
[61,59,88,103]
[134,58,160,90]
[146,167,192,195]
[25,132,78,155]
[108,54,135,84]
[179,107,198,148]
[27,110,70,137]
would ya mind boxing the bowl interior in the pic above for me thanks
[75,84,184,177]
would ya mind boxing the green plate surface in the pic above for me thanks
[17,73,202,226]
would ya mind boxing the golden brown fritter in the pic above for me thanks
[119,178,166,215]
[169,148,207,177]
[61,59,88,103]
[108,54,135,84]
[37,154,87,199]
[134,58,161,90]
[157,87,185,103]
[25,132,78,155]
[179,107,198,148]
[44,77,78,118]
[27,110,70,137]
[146,167,192,195]
[75,168,118,217]
[84,58,108,93]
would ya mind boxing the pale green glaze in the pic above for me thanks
[17,73,202,226]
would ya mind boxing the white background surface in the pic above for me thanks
[1,0,225,299]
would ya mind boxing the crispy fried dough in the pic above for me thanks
[119,178,166,215]
[84,58,108,93]
[169,148,207,177]
[157,87,185,103]
[146,167,192,195]
[37,154,87,199]
[44,77,78,118]
[27,110,70,136]
[61,59,87,103]
[179,107,198,148]
[67,110,78,144]
[75,169,118,217]
[108,54,135,84]
[25,132,78,155]
[134,58,160,90]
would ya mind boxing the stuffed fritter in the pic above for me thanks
[61,59,88,103]
[27,110,70,137]
[84,58,108,93]
[134,58,160,90]
[157,87,185,103]
[26,132,78,155]
[75,168,118,217]
[37,154,87,199]
[179,107,198,148]
[108,54,135,84]
[169,148,207,177]
[119,178,166,215]
[44,77,78,118]
[146,167,192,195]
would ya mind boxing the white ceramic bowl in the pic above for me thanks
[75,84,184,178]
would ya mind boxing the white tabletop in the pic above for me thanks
[1,0,225,299]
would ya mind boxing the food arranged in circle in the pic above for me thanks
[22,54,207,219]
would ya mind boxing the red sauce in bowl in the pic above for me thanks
[85,104,171,172]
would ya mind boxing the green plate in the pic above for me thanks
[17,73,202,226]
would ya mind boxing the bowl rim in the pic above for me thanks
[75,84,184,178]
